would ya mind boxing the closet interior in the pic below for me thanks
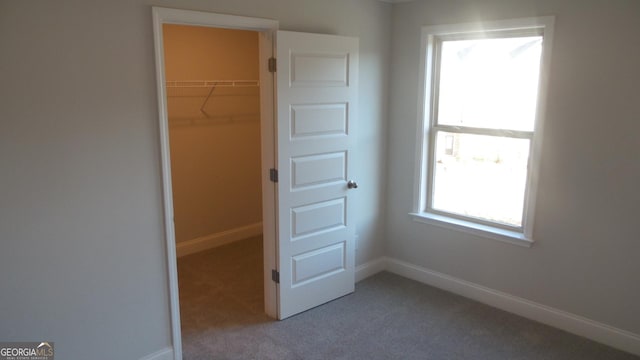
[162,23,266,340]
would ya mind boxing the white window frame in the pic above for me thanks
[411,17,555,247]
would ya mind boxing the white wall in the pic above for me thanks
[0,0,391,359]
[387,0,640,336]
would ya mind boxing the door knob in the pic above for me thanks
[347,180,358,189]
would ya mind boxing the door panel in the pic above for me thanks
[276,31,358,319]
[290,103,348,138]
[292,242,346,285]
[291,197,346,238]
[290,53,349,86]
[291,152,346,189]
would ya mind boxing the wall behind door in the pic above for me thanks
[163,25,262,244]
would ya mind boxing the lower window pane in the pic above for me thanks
[432,132,530,227]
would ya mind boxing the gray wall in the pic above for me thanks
[386,0,640,335]
[4,0,638,358]
[0,0,390,358]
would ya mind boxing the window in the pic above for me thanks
[412,17,554,246]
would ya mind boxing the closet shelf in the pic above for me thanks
[166,80,259,88]
[166,80,260,118]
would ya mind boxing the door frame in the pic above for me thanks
[151,7,279,358]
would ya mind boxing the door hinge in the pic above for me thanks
[271,269,280,283]
[268,57,277,73]
[269,168,278,183]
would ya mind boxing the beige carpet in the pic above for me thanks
[177,237,638,360]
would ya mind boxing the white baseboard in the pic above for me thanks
[355,257,387,282]
[384,257,640,357]
[139,347,173,360]
[176,222,263,257]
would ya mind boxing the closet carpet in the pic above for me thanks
[177,237,638,360]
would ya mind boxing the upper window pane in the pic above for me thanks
[437,36,543,131]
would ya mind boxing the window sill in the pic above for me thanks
[409,212,534,248]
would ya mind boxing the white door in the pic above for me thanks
[275,31,359,319]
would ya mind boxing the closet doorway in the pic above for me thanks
[163,23,266,334]
[154,9,361,357]
[164,25,263,260]
[153,9,279,356]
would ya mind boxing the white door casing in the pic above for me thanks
[152,8,279,358]
[276,31,359,319]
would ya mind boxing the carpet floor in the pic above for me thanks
[177,236,638,360]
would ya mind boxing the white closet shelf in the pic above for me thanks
[166,80,259,88]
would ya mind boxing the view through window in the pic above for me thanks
[425,29,546,231]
